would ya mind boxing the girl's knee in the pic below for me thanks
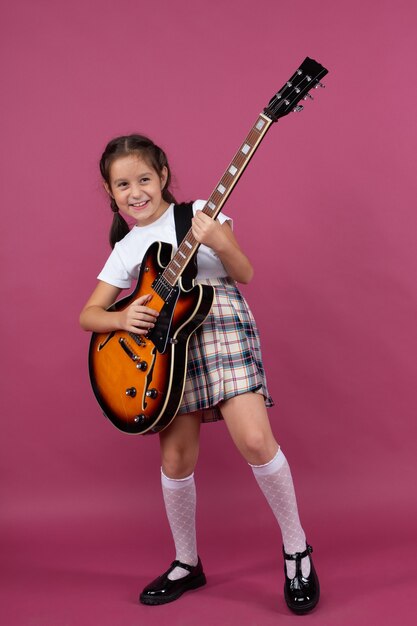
[159,414,200,478]
[161,446,198,479]
[238,430,278,465]
[241,430,266,456]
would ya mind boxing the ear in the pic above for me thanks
[160,166,168,190]
[103,181,113,198]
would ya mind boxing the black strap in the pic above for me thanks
[283,544,313,561]
[173,202,197,283]
[173,202,194,246]
[169,559,196,573]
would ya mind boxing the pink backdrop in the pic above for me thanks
[1,1,416,624]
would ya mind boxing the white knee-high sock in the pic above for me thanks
[250,448,311,578]
[161,469,198,581]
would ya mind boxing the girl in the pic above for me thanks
[80,134,320,614]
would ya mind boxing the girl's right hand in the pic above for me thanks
[80,282,160,334]
[118,294,159,334]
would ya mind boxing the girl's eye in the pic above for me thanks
[140,177,150,183]
[117,182,128,188]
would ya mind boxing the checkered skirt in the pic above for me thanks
[178,277,274,422]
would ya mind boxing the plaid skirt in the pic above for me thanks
[178,277,274,422]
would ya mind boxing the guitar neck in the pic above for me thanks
[162,112,274,286]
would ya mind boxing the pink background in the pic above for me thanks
[1,1,416,624]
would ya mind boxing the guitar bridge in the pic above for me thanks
[118,337,139,361]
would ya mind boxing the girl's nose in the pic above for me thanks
[130,183,141,198]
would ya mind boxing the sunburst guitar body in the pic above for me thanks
[89,240,214,434]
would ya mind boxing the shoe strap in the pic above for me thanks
[169,559,196,573]
[283,544,313,580]
[282,544,313,561]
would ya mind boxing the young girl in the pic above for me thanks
[80,134,320,614]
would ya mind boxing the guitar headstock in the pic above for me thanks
[264,57,328,122]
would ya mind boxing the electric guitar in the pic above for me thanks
[89,56,328,434]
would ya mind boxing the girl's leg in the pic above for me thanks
[140,412,206,605]
[221,394,319,615]
[219,393,310,578]
[159,410,201,478]
[158,412,201,579]
[219,391,278,465]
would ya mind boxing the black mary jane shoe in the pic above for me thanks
[139,557,206,605]
[283,544,320,614]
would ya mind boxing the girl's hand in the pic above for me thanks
[118,294,159,334]
[191,210,254,284]
[191,210,227,252]
[80,283,161,333]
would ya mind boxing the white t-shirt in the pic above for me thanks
[97,200,232,289]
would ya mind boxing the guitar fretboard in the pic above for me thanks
[162,112,273,287]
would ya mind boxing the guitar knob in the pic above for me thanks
[134,414,147,424]
[136,361,148,371]
[125,387,137,397]
[146,388,158,399]
[315,82,325,89]
[303,93,314,100]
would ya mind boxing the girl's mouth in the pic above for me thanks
[130,200,149,208]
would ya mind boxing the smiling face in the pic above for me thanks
[106,154,169,226]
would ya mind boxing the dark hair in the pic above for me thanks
[100,134,177,248]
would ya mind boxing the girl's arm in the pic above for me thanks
[79,281,159,334]
[191,211,254,284]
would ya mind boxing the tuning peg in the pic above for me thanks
[293,105,304,113]
[315,82,325,89]
[303,93,314,101]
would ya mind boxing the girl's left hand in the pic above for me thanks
[191,210,226,252]
[191,208,254,283]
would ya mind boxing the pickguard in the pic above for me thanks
[146,286,180,353]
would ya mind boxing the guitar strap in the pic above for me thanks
[173,202,197,284]
[173,202,194,246]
